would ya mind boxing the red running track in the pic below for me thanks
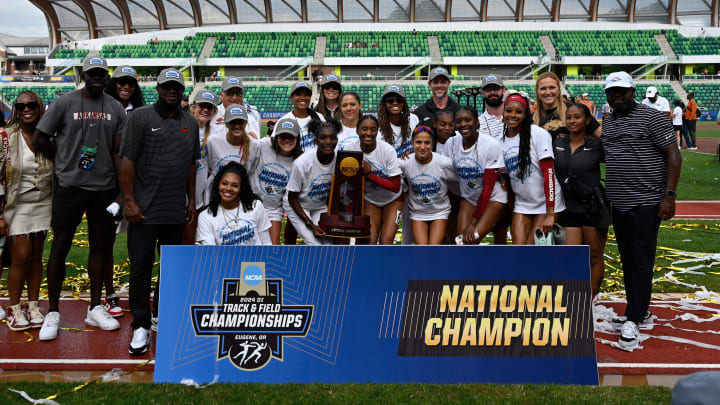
[674,201,720,219]
[2,297,719,376]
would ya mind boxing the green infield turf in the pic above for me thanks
[0,382,672,404]
[696,121,720,138]
[676,151,720,200]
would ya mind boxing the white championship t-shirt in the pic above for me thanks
[360,141,403,207]
[206,134,253,176]
[400,152,458,221]
[378,113,420,158]
[285,150,336,212]
[337,123,359,151]
[196,124,225,208]
[500,125,565,214]
[445,134,506,205]
[279,111,325,152]
[196,200,271,246]
[246,137,295,213]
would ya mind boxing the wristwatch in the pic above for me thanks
[664,190,676,199]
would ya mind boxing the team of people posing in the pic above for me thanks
[0,59,614,353]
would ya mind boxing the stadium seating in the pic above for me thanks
[325,32,428,58]
[551,31,662,56]
[0,85,76,105]
[99,37,205,59]
[566,83,679,110]
[437,31,544,57]
[207,32,315,58]
[53,49,89,59]
[665,30,720,55]
[140,85,193,105]
[202,85,293,112]
[682,83,720,110]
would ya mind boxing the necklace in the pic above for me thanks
[221,204,240,228]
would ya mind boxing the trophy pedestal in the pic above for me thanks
[319,213,370,238]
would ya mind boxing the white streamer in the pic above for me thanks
[8,388,60,405]
[180,374,219,389]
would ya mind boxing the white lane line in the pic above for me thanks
[0,359,154,365]
[598,363,720,369]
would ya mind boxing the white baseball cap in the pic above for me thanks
[604,71,634,90]
[645,86,658,97]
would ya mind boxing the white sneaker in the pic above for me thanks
[85,305,120,331]
[151,316,158,332]
[612,311,653,330]
[27,301,44,328]
[534,229,553,245]
[618,321,640,349]
[129,327,150,355]
[0,306,5,321]
[39,311,61,341]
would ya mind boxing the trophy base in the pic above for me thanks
[318,213,371,238]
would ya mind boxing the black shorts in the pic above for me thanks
[673,125,683,132]
[52,185,117,229]
[557,210,595,228]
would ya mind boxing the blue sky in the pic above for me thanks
[0,0,49,38]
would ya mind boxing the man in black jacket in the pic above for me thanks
[414,66,460,127]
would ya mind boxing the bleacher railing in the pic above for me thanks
[682,74,720,81]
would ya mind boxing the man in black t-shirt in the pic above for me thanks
[120,68,200,355]
[414,66,460,127]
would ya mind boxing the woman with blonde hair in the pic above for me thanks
[533,72,600,139]
[0,91,54,331]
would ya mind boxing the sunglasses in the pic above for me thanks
[414,125,433,135]
[117,77,136,87]
[15,102,40,111]
[224,89,243,97]
[323,84,341,91]
[385,97,404,104]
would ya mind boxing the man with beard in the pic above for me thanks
[120,68,200,355]
[602,72,681,349]
[477,75,506,141]
[212,76,261,138]
[414,66,460,128]
[34,55,125,340]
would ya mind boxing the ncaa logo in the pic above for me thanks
[89,57,103,65]
[230,107,244,115]
[121,66,136,75]
[297,82,308,87]
[228,78,240,84]
[165,70,181,79]
[281,121,294,129]
[434,68,446,74]
[243,264,263,286]
[326,75,338,80]
[202,91,215,101]
[487,75,498,82]
[388,85,400,92]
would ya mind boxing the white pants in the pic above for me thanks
[283,202,331,245]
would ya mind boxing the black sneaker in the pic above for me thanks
[611,311,653,330]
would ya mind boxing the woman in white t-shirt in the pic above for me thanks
[441,106,507,244]
[500,92,565,245]
[206,103,255,186]
[246,117,303,245]
[671,99,684,147]
[196,162,271,246]
[377,84,419,159]
[284,119,340,245]
[353,115,403,245]
[279,81,324,152]
[400,126,458,245]
[337,91,362,151]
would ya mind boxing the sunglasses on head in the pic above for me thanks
[15,102,39,111]
[385,97,404,104]
[414,125,433,135]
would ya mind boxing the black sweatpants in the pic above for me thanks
[128,223,184,330]
[612,205,661,324]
